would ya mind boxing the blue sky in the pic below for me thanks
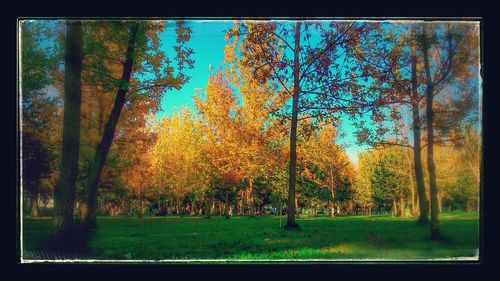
[157,20,368,165]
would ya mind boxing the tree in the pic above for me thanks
[21,21,61,217]
[351,23,431,223]
[22,131,55,217]
[353,153,375,214]
[53,20,83,236]
[300,124,354,218]
[119,120,156,218]
[409,26,429,223]
[353,22,479,225]
[194,71,245,217]
[80,20,194,229]
[227,21,380,229]
[419,22,478,239]
[151,107,210,215]
[431,137,479,212]
[371,148,410,216]
[223,43,286,216]
[461,125,481,185]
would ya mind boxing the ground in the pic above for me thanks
[22,212,479,262]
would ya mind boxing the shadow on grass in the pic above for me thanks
[22,212,479,260]
[25,226,93,260]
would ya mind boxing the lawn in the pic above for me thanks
[21,212,480,262]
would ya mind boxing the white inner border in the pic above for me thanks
[18,18,482,264]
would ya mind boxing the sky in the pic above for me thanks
[156,20,369,166]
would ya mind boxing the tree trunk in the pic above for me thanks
[285,22,301,230]
[205,197,212,218]
[138,191,144,218]
[80,23,139,230]
[405,148,416,215]
[157,196,161,215]
[422,24,441,240]
[249,178,255,217]
[53,20,83,237]
[392,198,397,217]
[438,193,442,213]
[224,191,230,218]
[190,199,196,216]
[410,26,430,224]
[400,197,405,217]
[330,171,335,219]
[31,186,40,217]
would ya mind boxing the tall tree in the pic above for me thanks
[419,22,479,239]
[300,124,354,218]
[352,23,431,223]
[194,71,245,217]
[224,42,285,216]
[354,152,375,214]
[421,23,440,239]
[80,22,139,228]
[80,21,193,229]
[53,20,83,236]
[227,21,380,229]
[409,26,429,223]
[353,22,478,224]
[21,21,61,217]
[151,107,210,212]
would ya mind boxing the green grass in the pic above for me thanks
[22,212,479,261]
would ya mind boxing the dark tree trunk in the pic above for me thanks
[410,27,430,224]
[422,25,441,240]
[224,191,230,219]
[204,189,213,218]
[53,20,83,236]
[80,23,139,230]
[285,22,301,230]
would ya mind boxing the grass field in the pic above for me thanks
[22,212,479,261]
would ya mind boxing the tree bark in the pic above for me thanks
[31,189,40,217]
[53,20,83,236]
[392,198,396,217]
[438,193,442,213]
[330,192,335,219]
[249,178,255,217]
[80,23,139,229]
[224,191,230,218]
[405,148,416,215]
[139,190,144,218]
[330,171,335,219]
[191,200,195,216]
[400,197,405,217]
[205,189,213,218]
[422,24,441,240]
[285,22,301,230]
[410,26,430,224]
